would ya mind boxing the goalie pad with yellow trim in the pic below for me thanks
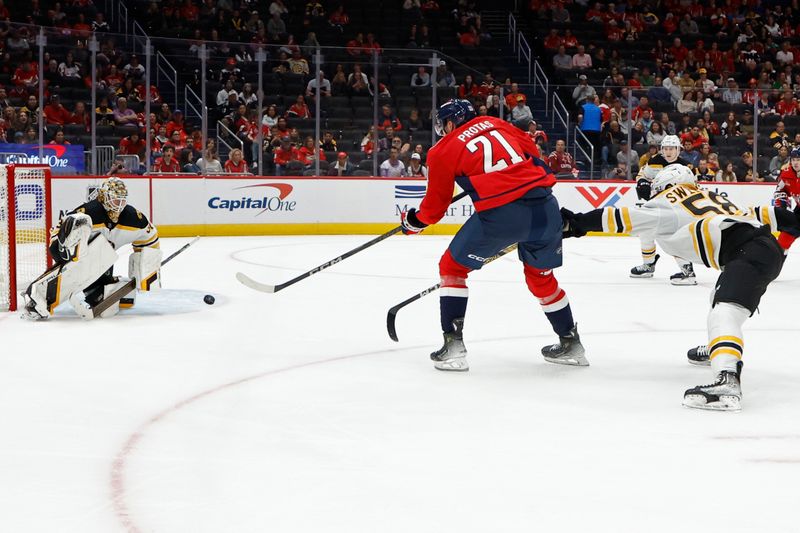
[21,233,118,320]
[129,247,163,291]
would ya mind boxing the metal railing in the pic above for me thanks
[84,146,116,175]
[156,52,179,111]
[131,21,148,55]
[115,154,141,173]
[508,12,517,48]
[216,121,242,160]
[552,93,569,151]
[574,127,595,178]
[185,86,205,129]
[118,3,128,37]
[533,61,549,115]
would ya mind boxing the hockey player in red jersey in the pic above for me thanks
[773,147,800,250]
[399,99,588,371]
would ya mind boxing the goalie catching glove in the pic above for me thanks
[52,213,93,262]
[400,208,428,235]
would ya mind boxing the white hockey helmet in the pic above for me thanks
[660,135,682,149]
[652,164,697,195]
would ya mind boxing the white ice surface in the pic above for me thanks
[2,235,800,533]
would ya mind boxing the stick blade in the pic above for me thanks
[236,272,277,294]
[386,307,401,342]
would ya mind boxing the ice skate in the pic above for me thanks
[430,318,469,372]
[687,345,710,366]
[683,363,742,411]
[670,263,697,285]
[630,254,660,278]
[541,324,589,366]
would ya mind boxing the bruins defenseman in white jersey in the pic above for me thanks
[22,177,162,320]
[631,135,697,285]
[562,165,800,411]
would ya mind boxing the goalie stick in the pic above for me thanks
[386,244,518,342]
[236,190,470,294]
[90,236,200,317]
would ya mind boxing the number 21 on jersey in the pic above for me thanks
[466,130,524,173]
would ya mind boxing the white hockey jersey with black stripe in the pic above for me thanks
[600,184,778,270]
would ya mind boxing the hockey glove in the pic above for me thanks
[401,208,427,235]
[636,178,652,201]
[560,208,586,238]
[774,192,789,209]
[53,213,92,262]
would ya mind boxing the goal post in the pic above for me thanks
[0,164,52,311]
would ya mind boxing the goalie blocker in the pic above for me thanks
[22,177,162,320]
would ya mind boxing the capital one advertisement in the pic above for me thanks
[0,143,85,174]
[49,176,778,235]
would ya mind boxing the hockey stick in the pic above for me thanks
[236,190,470,294]
[91,236,200,317]
[387,243,518,342]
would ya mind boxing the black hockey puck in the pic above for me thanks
[204,294,215,305]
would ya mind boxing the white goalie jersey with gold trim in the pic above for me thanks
[600,185,778,270]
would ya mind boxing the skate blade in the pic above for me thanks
[433,358,469,372]
[630,273,655,278]
[543,353,590,367]
[682,395,741,411]
[687,359,711,367]
[671,278,698,286]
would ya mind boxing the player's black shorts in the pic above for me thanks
[713,225,784,314]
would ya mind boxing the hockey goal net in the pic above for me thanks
[0,164,52,311]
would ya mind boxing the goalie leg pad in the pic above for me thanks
[129,247,163,291]
[98,279,136,318]
[26,234,117,317]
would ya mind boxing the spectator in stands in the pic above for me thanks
[606,162,629,179]
[647,77,671,105]
[694,159,715,181]
[154,125,169,149]
[572,75,596,106]
[600,120,624,166]
[578,95,602,161]
[735,152,754,182]
[361,126,375,156]
[12,61,38,97]
[379,104,402,130]
[58,52,82,85]
[458,74,480,99]
[553,46,572,71]
[548,140,576,177]
[572,45,592,69]
[741,110,755,136]
[262,105,279,131]
[288,50,310,76]
[527,120,548,152]
[167,130,187,152]
[677,91,697,114]
[197,148,223,174]
[716,162,737,182]
[681,139,700,167]
[616,140,638,174]
[404,108,424,137]
[437,61,456,87]
[721,78,742,104]
[320,131,338,152]
[328,152,355,176]
[347,63,370,96]
[647,121,665,146]
[50,130,69,145]
[43,95,72,126]
[770,121,790,147]
[380,147,405,177]
[153,145,180,173]
[631,121,647,145]
[223,148,248,173]
[639,144,659,169]
[510,95,532,129]
[297,136,325,168]
[119,131,145,159]
[239,83,257,107]
[405,152,428,177]
[267,12,287,42]
[411,66,431,88]
[770,145,790,176]
[123,55,145,79]
[273,137,298,175]
[720,112,741,139]
[776,41,794,67]
[776,91,798,116]
[20,126,36,145]
[180,149,200,174]
[306,71,331,99]
[287,95,311,119]
[113,97,138,132]
[679,13,699,35]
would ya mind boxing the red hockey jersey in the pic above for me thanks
[775,165,800,207]
[417,116,555,225]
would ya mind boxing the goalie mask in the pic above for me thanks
[97,177,128,222]
[652,164,697,195]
